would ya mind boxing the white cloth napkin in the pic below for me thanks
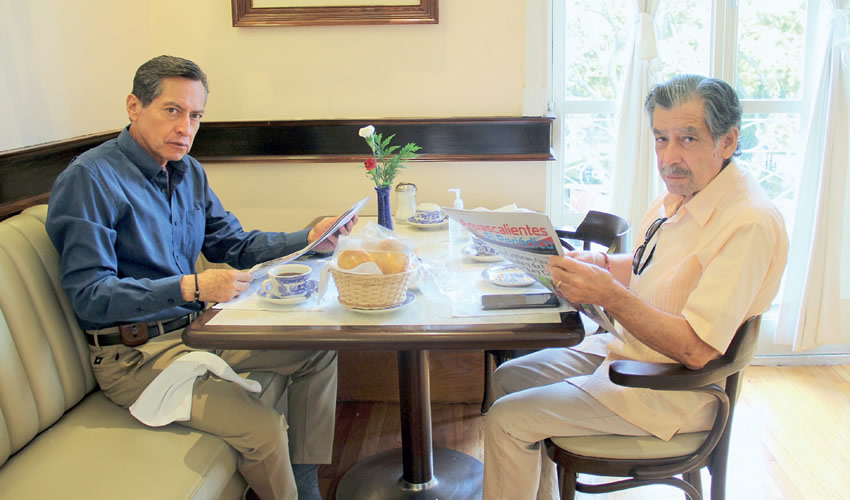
[129,351,261,427]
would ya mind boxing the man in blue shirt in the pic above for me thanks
[46,55,350,500]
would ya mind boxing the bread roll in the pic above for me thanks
[375,238,407,253]
[371,251,409,275]
[337,249,373,270]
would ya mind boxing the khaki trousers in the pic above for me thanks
[88,330,337,500]
[482,348,643,500]
[483,347,719,500]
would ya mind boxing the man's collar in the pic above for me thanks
[662,162,743,226]
[117,126,189,178]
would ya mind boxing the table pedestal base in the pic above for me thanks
[335,447,483,499]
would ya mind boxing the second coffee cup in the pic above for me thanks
[472,236,498,257]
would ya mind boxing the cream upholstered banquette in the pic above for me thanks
[0,205,285,499]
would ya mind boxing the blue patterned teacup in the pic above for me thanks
[262,264,312,299]
[409,203,445,224]
[472,236,498,257]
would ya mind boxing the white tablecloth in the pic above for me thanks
[210,219,574,327]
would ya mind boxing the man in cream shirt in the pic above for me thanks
[482,75,789,499]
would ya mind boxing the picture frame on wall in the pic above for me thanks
[231,0,439,27]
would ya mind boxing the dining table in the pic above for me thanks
[183,216,586,499]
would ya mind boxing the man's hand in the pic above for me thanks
[181,269,253,303]
[560,250,633,286]
[546,253,618,306]
[562,250,600,266]
[308,215,358,253]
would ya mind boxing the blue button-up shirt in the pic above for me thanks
[46,127,309,330]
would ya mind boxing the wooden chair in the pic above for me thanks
[555,210,632,253]
[481,211,631,414]
[545,315,762,500]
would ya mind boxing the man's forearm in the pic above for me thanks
[66,274,188,326]
[603,284,720,369]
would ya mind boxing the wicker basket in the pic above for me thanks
[330,267,413,310]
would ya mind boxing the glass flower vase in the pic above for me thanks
[375,186,394,230]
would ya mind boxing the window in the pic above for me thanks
[547,0,850,351]
[551,0,827,234]
[553,0,633,226]
[732,0,819,232]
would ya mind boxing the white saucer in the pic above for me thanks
[257,280,319,305]
[482,265,535,287]
[342,290,416,314]
[407,219,449,230]
[462,245,503,262]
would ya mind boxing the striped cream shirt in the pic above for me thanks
[570,162,788,440]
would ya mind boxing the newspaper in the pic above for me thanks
[248,196,370,279]
[443,207,618,333]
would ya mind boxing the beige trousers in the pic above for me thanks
[88,330,337,500]
[482,348,645,500]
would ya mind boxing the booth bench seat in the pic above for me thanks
[0,205,285,499]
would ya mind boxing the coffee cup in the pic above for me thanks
[472,236,498,257]
[409,203,445,224]
[262,264,313,299]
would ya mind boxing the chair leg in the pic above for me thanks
[559,468,577,500]
[709,430,732,500]
[710,462,727,500]
[481,351,495,414]
[683,470,703,500]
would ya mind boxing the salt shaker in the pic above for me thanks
[394,182,417,222]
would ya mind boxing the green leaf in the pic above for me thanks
[355,127,419,188]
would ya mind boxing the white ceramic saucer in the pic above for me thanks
[257,280,319,305]
[341,290,416,314]
[462,245,503,262]
[481,265,535,287]
[407,219,449,229]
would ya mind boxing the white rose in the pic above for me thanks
[358,125,375,138]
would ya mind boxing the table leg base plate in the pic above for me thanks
[335,447,483,499]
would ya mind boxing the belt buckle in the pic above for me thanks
[119,323,149,347]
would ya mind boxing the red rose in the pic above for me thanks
[364,158,377,171]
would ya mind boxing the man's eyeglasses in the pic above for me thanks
[632,217,667,275]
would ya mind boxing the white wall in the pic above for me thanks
[0,0,546,227]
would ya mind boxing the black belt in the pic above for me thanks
[85,313,197,347]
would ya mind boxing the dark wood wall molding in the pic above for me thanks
[0,131,119,221]
[192,117,554,163]
[0,116,553,220]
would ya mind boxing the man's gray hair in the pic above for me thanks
[131,55,209,107]
[645,75,742,161]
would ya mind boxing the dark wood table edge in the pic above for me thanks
[183,308,585,351]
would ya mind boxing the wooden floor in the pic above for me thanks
[319,364,850,499]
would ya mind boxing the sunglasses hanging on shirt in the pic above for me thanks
[632,217,667,275]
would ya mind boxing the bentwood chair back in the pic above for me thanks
[545,315,762,500]
[556,210,632,253]
[480,210,631,414]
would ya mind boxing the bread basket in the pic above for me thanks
[330,266,414,310]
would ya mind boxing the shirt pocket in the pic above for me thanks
[179,205,206,265]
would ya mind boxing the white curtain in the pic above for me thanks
[775,0,850,350]
[611,0,662,229]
